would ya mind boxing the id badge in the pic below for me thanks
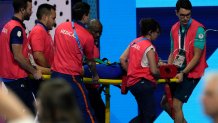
[173,54,185,68]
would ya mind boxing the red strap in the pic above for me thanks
[165,83,175,119]
[121,75,128,94]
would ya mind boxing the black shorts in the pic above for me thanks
[169,76,200,103]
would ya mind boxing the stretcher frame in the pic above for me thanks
[34,75,178,123]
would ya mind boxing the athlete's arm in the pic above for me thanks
[84,36,99,83]
[87,59,99,83]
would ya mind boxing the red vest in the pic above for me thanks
[0,20,28,79]
[171,19,208,78]
[127,37,159,87]
[51,22,94,75]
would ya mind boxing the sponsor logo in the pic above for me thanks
[131,44,140,50]
[17,31,22,37]
[198,33,204,39]
[60,29,75,38]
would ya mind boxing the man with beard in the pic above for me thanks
[0,0,42,113]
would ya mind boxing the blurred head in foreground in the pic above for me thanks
[37,78,83,123]
[202,72,218,122]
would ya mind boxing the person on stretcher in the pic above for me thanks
[120,18,162,123]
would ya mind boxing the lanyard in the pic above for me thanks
[72,21,85,60]
[178,19,192,50]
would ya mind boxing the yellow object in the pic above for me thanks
[83,77,178,84]
[30,75,178,84]
[105,85,110,123]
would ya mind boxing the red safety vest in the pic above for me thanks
[0,20,28,79]
[171,19,208,78]
[127,37,159,87]
[51,22,94,76]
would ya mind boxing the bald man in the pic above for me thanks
[88,19,102,44]
[202,72,218,123]
[86,19,105,123]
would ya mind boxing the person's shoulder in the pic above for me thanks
[56,22,71,30]
[76,25,93,39]
[11,26,23,36]
[192,19,202,24]
[192,19,205,27]
[30,25,45,34]
[171,21,180,30]
[84,30,93,42]
[133,37,142,41]
[74,23,88,32]
[3,20,20,30]
[197,26,205,31]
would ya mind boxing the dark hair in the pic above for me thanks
[140,18,161,36]
[38,79,84,123]
[13,0,32,13]
[36,4,56,20]
[72,2,90,21]
[176,0,192,11]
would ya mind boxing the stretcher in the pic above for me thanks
[84,77,178,123]
[29,74,178,123]
[29,64,178,123]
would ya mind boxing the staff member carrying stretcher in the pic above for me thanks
[28,4,56,95]
[161,0,207,122]
[0,0,41,113]
[51,2,99,123]
[120,18,161,123]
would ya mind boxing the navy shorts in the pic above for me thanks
[169,76,200,103]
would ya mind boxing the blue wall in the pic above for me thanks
[99,1,138,123]
[99,1,136,62]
